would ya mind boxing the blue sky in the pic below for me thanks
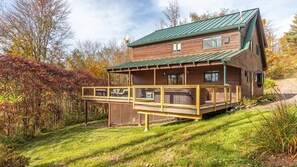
[2,0,297,45]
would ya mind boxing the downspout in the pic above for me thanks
[222,61,228,85]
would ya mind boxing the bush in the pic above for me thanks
[241,93,277,107]
[252,102,297,157]
[0,144,30,167]
[264,78,276,89]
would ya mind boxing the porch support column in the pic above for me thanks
[85,101,88,127]
[153,69,157,85]
[222,61,227,85]
[128,70,131,86]
[107,72,111,86]
[184,66,188,85]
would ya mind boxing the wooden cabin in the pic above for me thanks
[82,8,267,131]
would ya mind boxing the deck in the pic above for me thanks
[82,85,242,121]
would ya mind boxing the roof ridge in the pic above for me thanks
[153,8,259,32]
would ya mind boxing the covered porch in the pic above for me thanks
[82,50,244,130]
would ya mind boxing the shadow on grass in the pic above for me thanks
[19,120,107,152]
[59,121,197,166]
[65,110,263,166]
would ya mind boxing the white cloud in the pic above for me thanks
[66,0,296,44]
[68,0,136,44]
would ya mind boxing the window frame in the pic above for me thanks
[256,44,260,56]
[172,42,182,53]
[167,73,184,85]
[202,35,222,50]
[204,71,219,82]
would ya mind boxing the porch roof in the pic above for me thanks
[107,49,244,71]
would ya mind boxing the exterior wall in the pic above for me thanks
[132,65,241,91]
[132,29,240,61]
[228,24,264,98]
[109,103,174,125]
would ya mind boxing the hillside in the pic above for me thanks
[18,109,268,166]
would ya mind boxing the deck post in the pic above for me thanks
[184,66,187,85]
[224,87,228,109]
[229,86,232,107]
[236,86,239,103]
[154,69,157,85]
[213,88,216,111]
[85,101,88,127]
[132,86,136,109]
[108,103,111,127]
[239,86,242,102]
[196,85,201,116]
[160,86,164,112]
[144,113,149,132]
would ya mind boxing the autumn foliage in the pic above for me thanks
[0,55,107,137]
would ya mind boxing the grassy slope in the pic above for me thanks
[18,109,268,167]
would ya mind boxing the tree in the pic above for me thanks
[0,0,72,63]
[265,14,297,79]
[285,13,297,55]
[67,40,132,84]
[158,0,181,28]
[190,8,238,22]
[0,55,105,136]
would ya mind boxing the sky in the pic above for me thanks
[2,0,297,45]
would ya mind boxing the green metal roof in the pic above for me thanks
[107,9,265,71]
[128,8,259,47]
[107,50,245,71]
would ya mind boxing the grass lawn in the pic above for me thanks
[18,109,268,167]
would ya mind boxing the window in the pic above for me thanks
[204,71,219,82]
[168,74,184,85]
[203,36,222,49]
[224,36,230,44]
[256,71,264,87]
[249,41,253,51]
[172,42,181,52]
[256,45,260,56]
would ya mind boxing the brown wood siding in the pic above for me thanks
[132,65,241,91]
[228,25,264,98]
[132,29,240,61]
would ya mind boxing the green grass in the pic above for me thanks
[17,110,268,167]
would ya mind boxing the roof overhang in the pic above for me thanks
[107,50,244,73]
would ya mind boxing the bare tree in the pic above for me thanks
[159,0,181,28]
[0,0,73,63]
[190,8,238,22]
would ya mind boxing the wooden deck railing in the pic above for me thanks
[82,85,242,115]
[81,86,132,102]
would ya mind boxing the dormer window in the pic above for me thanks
[172,42,181,53]
[203,36,222,49]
